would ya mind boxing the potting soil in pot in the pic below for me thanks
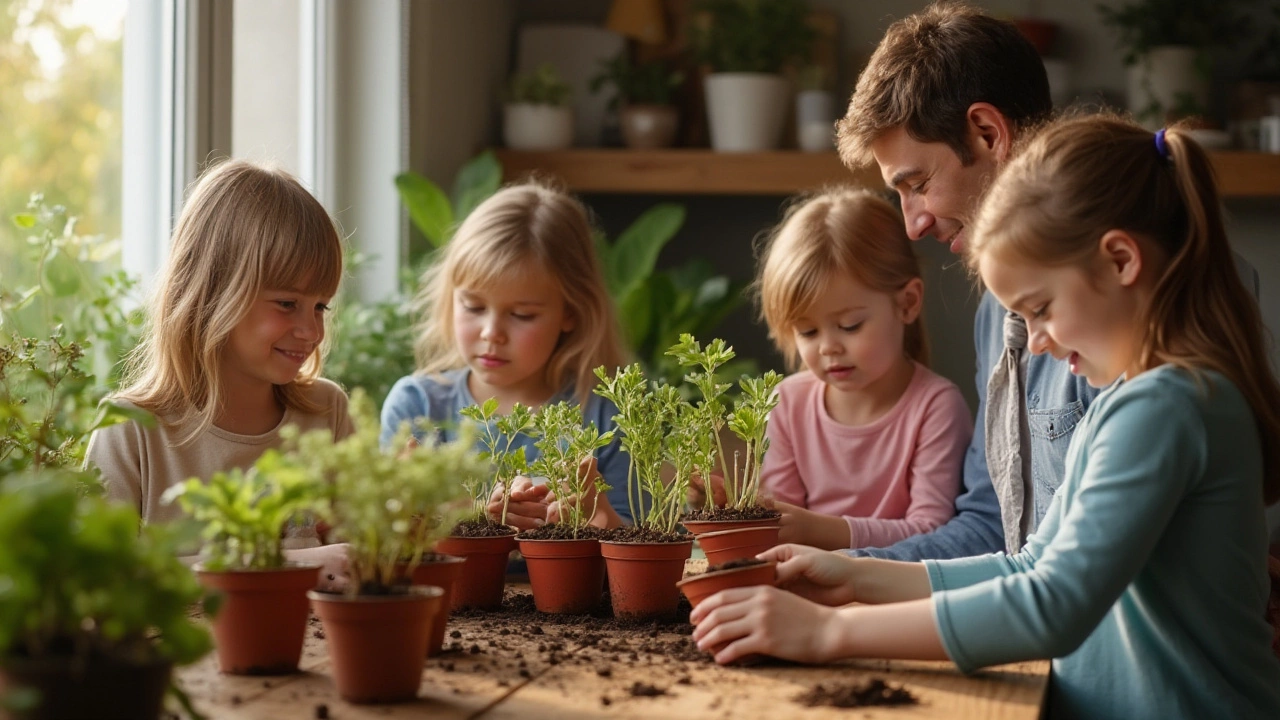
[682,505,781,522]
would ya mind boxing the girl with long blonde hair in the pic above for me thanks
[690,115,1280,719]
[87,159,352,584]
[752,187,971,551]
[381,180,631,530]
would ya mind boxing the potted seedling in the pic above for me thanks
[504,63,574,150]
[289,392,482,704]
[690,0,814,151]
[515,401,615,614]
[595,363,698,619]
[671,334,784,534]
[591,52,684,149]
[0,472,212,720]
[161,451,323,675]
[435,399,531,611]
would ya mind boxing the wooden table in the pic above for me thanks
[176,562,1048,719]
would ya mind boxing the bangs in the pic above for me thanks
[260,200,344,297]
[448,239,540,294]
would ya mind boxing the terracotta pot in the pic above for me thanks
[308,586,443,704]
[0,653,171,720]
[696,526,780,567]
[620,104,678,149]
[435,533,516,610]
[677,561,777,609]
[401,555,466,656]
[196,563,320,675]
[518,538,605,614]
[599,540,693,620]
[680,516,781,536]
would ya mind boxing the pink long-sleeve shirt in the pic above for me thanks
[760,363,972,550]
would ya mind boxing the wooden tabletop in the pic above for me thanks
[176,562,1048,719]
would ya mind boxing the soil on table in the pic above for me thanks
[682,505,781,522]
[450,519,518,538]
[794,679,918,708]
[516,524,607,541]
[705,557,767,573]
[602,526,688,543]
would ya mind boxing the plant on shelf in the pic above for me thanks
[284,391,482,703]
[590,53,684,149]
[458,397,535,527]
[504,64,575,150]
[0,473,211,720]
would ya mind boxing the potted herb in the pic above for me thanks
[594,363,697,619]
[515,401,615,614]
[435,399,531,611]
[690,0,814,151]
[289,392,482,704]
[503,63,574,150]
[161,451,323,675]
[590,52,684,149]
[0,473,212,720]
[1098,0,1250,127]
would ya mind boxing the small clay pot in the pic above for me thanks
[599,540,694,620]
[196,563,321,675]
[435,532,517,610]
[0,653,171,720]
[518,538,605,614]
[620,104,679,149]
[696,525,780,567]
[677,561,777,609]
[402,555,466,656]
[680,516,781,536]
[309,586,443,704]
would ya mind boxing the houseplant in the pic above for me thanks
[504,63,574,150]
[515,401,615,614]
[590,52,684,149]
[288,392,482,704]
[1098,0,1250,126]
[594,363,697,619]
[161,451,323,675]
[0,472,212,720]
[690,0,815,151]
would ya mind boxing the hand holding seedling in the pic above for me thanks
[545,457,625,530]
[487,476,550,530]
[460,398,536,525]
[688,471,728,508]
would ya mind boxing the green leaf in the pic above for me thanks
[609,204,685,300]
[395,171,453,248]
[451,150,502,221]
[40,248,82,297]
[616,281,653,352]
[11,214,36,229]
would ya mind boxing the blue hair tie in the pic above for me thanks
[1154,128,1170,160]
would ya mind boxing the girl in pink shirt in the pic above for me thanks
[755,188,972,550]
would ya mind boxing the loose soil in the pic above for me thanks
[794,679,918,708]
[516,524,607,541]
[682,505,781,522]
[602,526,688,543]
[705,557,767,573]
[449,519,519,538]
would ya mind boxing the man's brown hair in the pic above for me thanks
[836,2,1051,168]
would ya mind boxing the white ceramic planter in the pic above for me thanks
[795,90,835,152]
[504,104,574,150]
[704,73,791,152]
[1127,45,1208,129]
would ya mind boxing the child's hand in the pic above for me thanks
[688,471,728,508]
[689,584,840,665]
[284,543,350,592]
[546,457,624,530]
[768,499,852,550]
[487,476,550,531]
[761,543,862,607]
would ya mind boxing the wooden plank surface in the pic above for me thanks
[494,148,1280,198]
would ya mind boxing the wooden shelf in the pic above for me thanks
[494,149,1280,198]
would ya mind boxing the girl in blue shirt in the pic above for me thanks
[690,115,1280,719]
[380,181,631,528]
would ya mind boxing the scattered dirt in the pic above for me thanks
[794,679,918,708]
[627,681,668,697]
[516,524,607,541]
[682,505,781,522]
[601,526,689,543]
[705,557,767,573]
[449,519,518,538]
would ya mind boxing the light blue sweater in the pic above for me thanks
[925,366,1280,719]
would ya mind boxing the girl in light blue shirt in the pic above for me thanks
[689,115,1280,719]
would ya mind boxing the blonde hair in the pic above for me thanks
[968,113,1280,505]
[413,181,628,404]
[116,160,344,444]
[755,187,929,371]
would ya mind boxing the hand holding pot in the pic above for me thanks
[487,476,550,531]
[689,584,840,665]
[762,543,863,607]
[688,471,728,508]
[765,498,852,551]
